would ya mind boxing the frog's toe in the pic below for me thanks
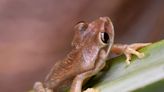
[83,88,100,92]
[45,88,53,92]
[125,53,131,65]
[128,43,152,50]
[33,82,46,92]
[124,43,151,65]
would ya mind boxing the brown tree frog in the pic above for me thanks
[33,17,151,92]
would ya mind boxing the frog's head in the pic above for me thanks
[72,17,114,54]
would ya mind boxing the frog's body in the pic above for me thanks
[45,46,100,92]
[33,17,151,92]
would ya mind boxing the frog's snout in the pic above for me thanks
[100,17,114,41]
[99,17,115,54]
[99,17,114,32]
[99,17,111,24]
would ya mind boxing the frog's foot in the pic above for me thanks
[83,88,99,92]
[33,82,53,92]
[112,43,151,65]
[123,43,151,64]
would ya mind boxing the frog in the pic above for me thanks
[33,17,151,92]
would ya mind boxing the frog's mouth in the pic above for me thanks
[99,17,115,55]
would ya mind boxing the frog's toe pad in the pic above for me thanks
[83,88,99,92]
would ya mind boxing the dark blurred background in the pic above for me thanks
[0,0,163,92]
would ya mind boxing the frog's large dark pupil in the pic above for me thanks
[101,32,109,44]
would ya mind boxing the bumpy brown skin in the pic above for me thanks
[44,17,114,92]
[33,17,150,92]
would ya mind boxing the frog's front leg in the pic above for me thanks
[70,50,107,92]
[111,43,151,64]
[33,82,53,92]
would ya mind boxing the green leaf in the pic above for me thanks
[86,40,164,92]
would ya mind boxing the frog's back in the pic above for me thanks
[44,43,100,91]
[44,49,85,91]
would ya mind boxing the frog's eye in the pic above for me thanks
[75,21,88,32]
[100,32,109,44]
